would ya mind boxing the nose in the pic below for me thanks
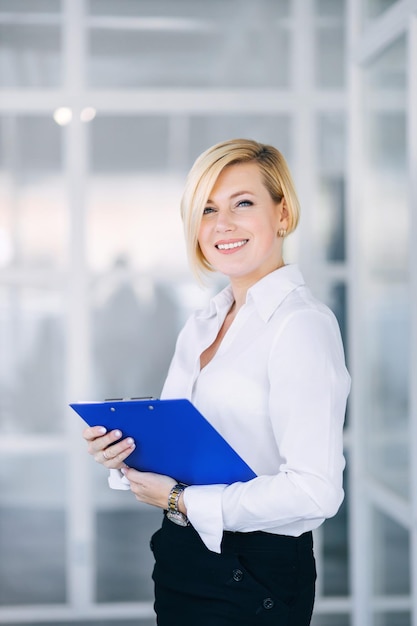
[215,209,235,232]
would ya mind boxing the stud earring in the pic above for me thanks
[278,229,287,238]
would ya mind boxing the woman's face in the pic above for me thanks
[197,162,288,288]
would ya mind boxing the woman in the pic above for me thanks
[84,139,351,625]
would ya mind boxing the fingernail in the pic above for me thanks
[113,430,122,438]
[98,427,107,434]
[126,438,135,445]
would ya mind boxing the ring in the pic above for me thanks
[103,449,109,460]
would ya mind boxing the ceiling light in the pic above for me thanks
[80,107,97,122]
[53,107,73,126]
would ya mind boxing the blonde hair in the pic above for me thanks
[180,138,300,279]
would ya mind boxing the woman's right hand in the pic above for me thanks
[83,426,136,469]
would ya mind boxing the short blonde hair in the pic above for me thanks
[180,138,300,279]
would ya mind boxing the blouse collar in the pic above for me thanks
[196,264,305,323]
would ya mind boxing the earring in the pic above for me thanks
[278,229,287,238]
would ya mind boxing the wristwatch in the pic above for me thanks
[166,483,189,527]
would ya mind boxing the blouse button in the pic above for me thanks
[232,569,244,582]
[263,598,274,610]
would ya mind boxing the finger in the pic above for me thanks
[95,438,136,468]
[83,425,107,441]
[87,429,123,455]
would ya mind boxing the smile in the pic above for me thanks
[216,240,249,250]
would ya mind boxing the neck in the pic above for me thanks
[229,288,246,313]
[229,261,285,312]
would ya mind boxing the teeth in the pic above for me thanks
[217,240,248,250]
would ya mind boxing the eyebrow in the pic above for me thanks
[206,190,255,203]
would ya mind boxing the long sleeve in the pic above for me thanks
[183,306,350,553]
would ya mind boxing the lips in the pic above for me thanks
[215,239,249,251]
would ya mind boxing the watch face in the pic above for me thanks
[166,510,189,527]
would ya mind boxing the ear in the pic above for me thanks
[278,197,289,228]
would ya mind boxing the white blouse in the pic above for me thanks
[110,264,351,554]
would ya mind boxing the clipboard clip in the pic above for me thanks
[104,396,155,401]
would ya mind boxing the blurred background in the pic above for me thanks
[0,0,416,625]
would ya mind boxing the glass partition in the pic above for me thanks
[371,506,411,625]
[0,0,372,624]
[373,614,411,626]
[95,505,162,603]
[371,507,410,597]
[0,1,61,88]
[0,115,67,270]
[315,112,346,263]
[363,0,398,22]
[361,35,409,497]
[0,286,66,435]
[86,0,291,89]
[311,615,350,626]
[321,491,349,596]
[314,1,346,89]
[188,114,292,166]
[0,454,67,605]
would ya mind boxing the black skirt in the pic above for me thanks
[150,515,316,626]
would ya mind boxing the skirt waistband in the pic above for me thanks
[162,514,313,553]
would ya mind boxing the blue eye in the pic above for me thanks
[237,200,253,207]
[203,207,215,215]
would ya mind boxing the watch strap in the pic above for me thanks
[168,483,186,512]
[166,483,189,526]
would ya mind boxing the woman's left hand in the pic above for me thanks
[122,467,177,510]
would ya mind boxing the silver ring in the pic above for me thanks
[103,449,109,460]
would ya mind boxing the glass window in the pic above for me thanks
[88,0,291,19]
[91,463,162,605]
[0,2,357,624]
[311,614,350,626]
[0,23,61,88]
[373,614,411,626]
[321,462,349,596]
[95,506,161,602]
[0,115,67,270]
[315,0,345,17]
[363,281,409,495]
[361,36,408,496]
[0,454,67,604]
[0,287,66,435]
[314,5,346,89]
[368,112,406,171]
[90,116,171,173]
[14,116,63,172]
[328,282,348,352]
[188,115,292,166]
[372,508,410,596]
[90,267,182,398]
[316,176,346,262]
[315,112,346,264]
[363,0,399,22]
[366,36,407,90]
[317,113,345,173]
[0,0,60,11]
[86,174,186,274]
[86,1,291,88]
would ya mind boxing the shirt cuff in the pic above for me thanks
[183,484,226,553]
[108,469,131,490]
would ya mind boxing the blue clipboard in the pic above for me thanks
[70,398,256,486]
